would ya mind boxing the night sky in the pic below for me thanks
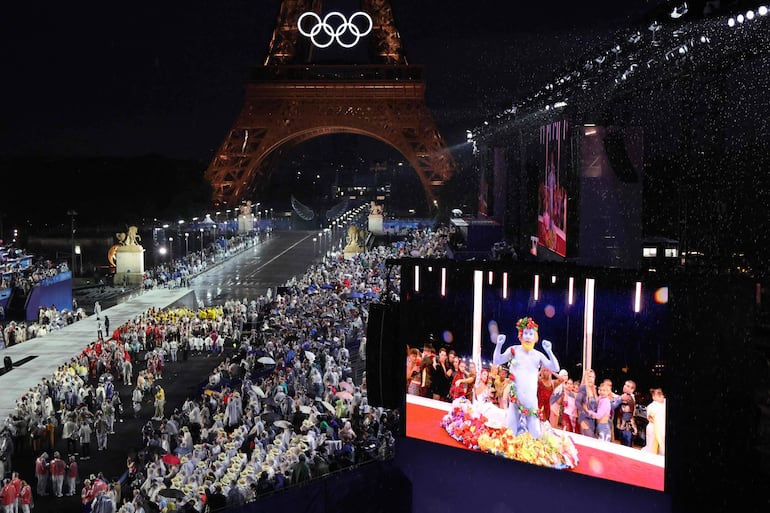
[2,0,768,269]
[1,0,662,160]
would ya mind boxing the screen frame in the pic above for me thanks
[395,258,671,492]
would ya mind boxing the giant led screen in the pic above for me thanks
[537,120,569,258]
[400,260,668,492]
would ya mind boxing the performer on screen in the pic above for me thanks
[489,316,561,439]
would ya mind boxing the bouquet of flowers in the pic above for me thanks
[440,398,579,469]
[439,397,488,450]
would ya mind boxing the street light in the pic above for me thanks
[74,244,83,275]
[66,209,77,276]
[177,220,185,257]
[168,237,174,261]
[185,232,189,257]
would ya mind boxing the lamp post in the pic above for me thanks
[66,209,77,276]
[177,219,185,256]
[200,227,204,257]
[168,237,174,262]
[185,232,189,257]
[75,244,83,275]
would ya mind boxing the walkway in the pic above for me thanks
[0,285,193,424]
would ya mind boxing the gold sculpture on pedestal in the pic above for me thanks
[343,225,367,258]
[108,226,145,286]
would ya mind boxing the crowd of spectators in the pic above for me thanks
[1,223,448,512]
[0,232,262,349]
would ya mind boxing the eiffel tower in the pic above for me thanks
[204,0,456,209]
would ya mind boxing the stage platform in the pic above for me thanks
[405,394,664,491]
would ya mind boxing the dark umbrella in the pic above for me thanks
[158,488,186,500]
[143,444,168,456]
[261,411,281,425]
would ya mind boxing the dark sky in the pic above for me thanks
[3,0,768,266]
[1,0,668,162]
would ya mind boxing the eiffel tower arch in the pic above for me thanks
[205,0,455,210]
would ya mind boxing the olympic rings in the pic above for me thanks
[298,11,373,49]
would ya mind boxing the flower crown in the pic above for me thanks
[516,317,539,333]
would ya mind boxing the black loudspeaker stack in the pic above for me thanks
[365,302,403,411]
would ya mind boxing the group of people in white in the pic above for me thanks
[2,222,449,513]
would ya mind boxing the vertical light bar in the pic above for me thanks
[551,275,557,284]
[634,281,642,313]
[583,278,595,372]
[441,267,447,297]
[473,270,484,368]
[502,272,508,299]
[568,276,574,305]
[488,270,494,285]
[414,265,420,292]
[533,274,540,301]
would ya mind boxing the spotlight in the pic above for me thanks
[728,17,736,27]
[746,10,755,20]
[737,14,745,23]
[760,6,768,16]
[670,2,688,19]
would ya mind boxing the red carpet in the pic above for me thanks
[406,398,664,491]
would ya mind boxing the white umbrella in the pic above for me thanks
[298,405,312,414]
[257,356,276,365]
[274,420,292,430]
[251,385,267,398]
[304,351,315,363]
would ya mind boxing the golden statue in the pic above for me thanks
[109,225,143,266]
[116,226,141,246]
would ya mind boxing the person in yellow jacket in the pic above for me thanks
[153,385,166,421]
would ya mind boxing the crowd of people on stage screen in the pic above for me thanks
[0,224,448,512]
[407,343,665,455]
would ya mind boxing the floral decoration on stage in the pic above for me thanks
[440,397,579,469]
